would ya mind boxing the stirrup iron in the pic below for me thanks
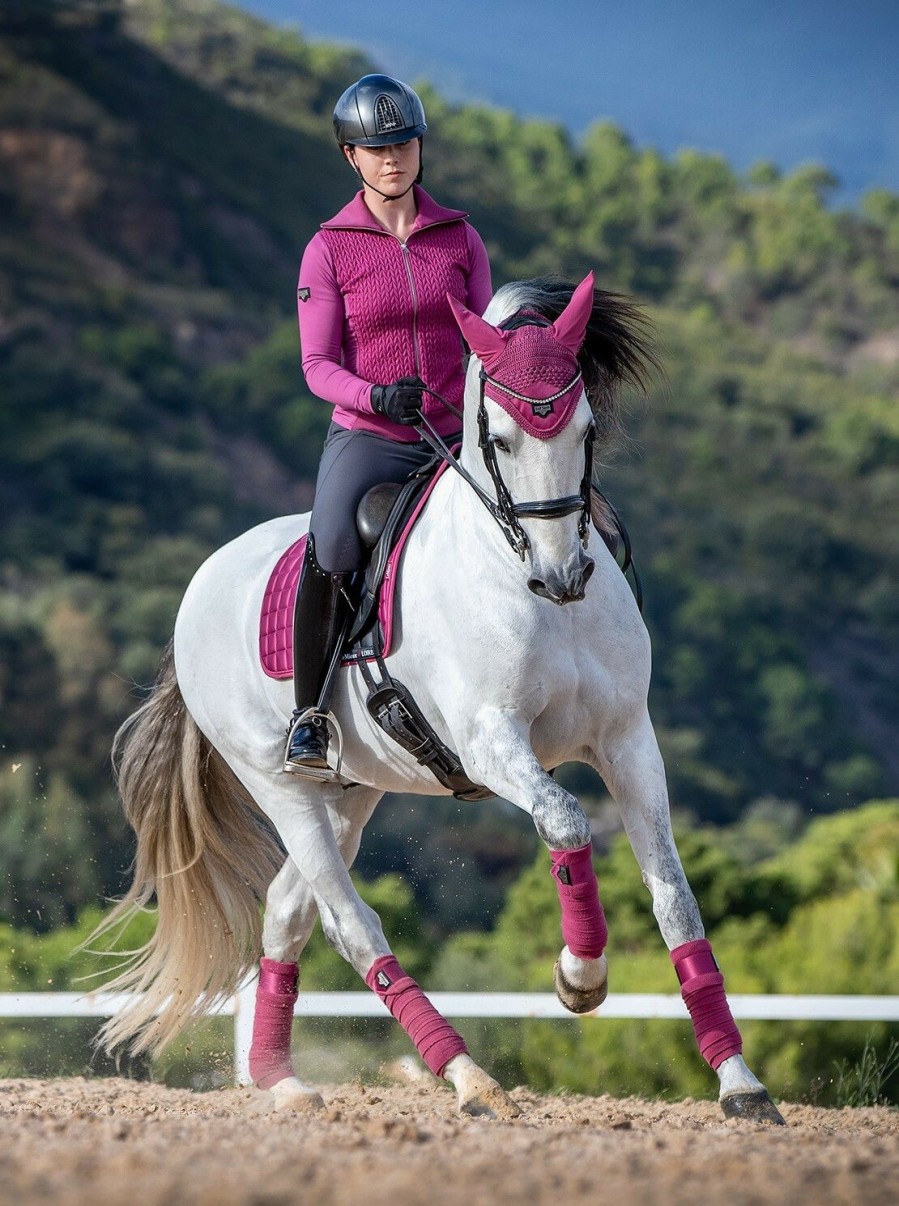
[282,707,345,781]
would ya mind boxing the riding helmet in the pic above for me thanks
[333,74,427,147]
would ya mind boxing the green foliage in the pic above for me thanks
[0,0,898,981]
[833,1035,899,1108]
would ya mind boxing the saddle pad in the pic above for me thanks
[259,533,308,678]
[259,461,449,680]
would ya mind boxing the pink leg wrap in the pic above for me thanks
[365,955,468,1078]
[550,843,608,960]
[671,938,742,1070]
[248,957,299,1090]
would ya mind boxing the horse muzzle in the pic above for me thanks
[528,556,595,606]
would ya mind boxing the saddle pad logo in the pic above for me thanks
[297,286,311,302]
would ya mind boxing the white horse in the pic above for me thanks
[94,274,785,1125]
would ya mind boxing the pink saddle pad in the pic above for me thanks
[259,462,448,679]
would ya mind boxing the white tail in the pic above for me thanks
[88,642,283,1056]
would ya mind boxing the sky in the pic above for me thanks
[236,0,898,203]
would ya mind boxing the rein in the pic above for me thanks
[416,378,594,560]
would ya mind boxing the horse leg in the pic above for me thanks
[593,712,786,1125]
[465,709,609,1010]
[235,768,520,1119]
[251,785,382,1111]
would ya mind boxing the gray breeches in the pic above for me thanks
[309,423,452,572]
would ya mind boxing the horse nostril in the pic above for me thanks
[528,578,550,598]
[580,559,595,588]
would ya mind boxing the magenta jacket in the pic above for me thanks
[297,185,493,441]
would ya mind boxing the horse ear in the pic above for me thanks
[551,272,595,353]
[446,294,508,360]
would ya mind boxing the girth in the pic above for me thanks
[357,652,494,801]
[340,459,493,801]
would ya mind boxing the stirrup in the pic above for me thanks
[282,708,345,782]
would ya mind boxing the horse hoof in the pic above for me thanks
[457,1068,522,1120]
[269,1077,325,1114]
[720,1089,787,1126]
[553,957,607,1014]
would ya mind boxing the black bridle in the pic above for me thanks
[416,372,595,560]
[474,370,594,558]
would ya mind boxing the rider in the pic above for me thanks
[284,74,493,775]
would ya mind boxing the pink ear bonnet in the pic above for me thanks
[448,273,594,438]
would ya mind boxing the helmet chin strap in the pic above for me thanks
[353,167,415,202]
[348,146,423,203]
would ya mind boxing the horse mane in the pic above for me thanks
[482,276,660,458]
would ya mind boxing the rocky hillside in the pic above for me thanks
[1,0,897,931]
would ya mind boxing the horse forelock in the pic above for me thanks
[478,275,659,456]
[470,283,580,437]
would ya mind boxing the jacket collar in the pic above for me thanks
[321,185,468,233]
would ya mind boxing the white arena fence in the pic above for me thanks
[2,988,898,1085]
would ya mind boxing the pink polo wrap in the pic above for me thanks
[365,954,468,1077]
[248,957,299,1090]
[671,938,743,1070]
[550,842,608,960]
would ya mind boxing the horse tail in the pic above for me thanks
[89,640,284,1057]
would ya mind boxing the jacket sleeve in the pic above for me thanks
[296,233,375,413]
[464,225,494,317]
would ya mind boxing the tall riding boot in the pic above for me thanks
[284,535,353,775]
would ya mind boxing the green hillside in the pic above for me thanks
[1,0,898,932]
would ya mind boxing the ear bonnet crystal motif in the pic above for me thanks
[447,273,594,439]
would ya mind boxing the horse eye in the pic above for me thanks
[491,436,510,454]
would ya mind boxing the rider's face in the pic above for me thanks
[345,139,421,195]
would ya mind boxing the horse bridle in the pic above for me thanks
[416,316,596,559]
[474,369,594,558]
[416,380,594,560]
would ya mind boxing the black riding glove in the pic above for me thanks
[370,376,425,426]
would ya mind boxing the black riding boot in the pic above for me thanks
[284,535,353,775]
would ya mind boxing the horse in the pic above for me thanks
[93,273,785,1125]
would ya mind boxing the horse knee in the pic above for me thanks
[533,788,591,850]
[318,896,388,975]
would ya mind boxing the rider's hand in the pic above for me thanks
[370,376,425,426]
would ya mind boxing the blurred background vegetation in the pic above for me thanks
[1,0,897,1101]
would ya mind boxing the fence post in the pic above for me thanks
[234,975,256,1086]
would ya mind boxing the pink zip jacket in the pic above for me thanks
[297,185,493,441]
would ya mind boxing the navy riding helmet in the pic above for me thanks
[332,74,427,147]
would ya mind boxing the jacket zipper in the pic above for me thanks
[322,216,463,387]
[399,241,422,379]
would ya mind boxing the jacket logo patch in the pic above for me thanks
[297,286,311,302]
